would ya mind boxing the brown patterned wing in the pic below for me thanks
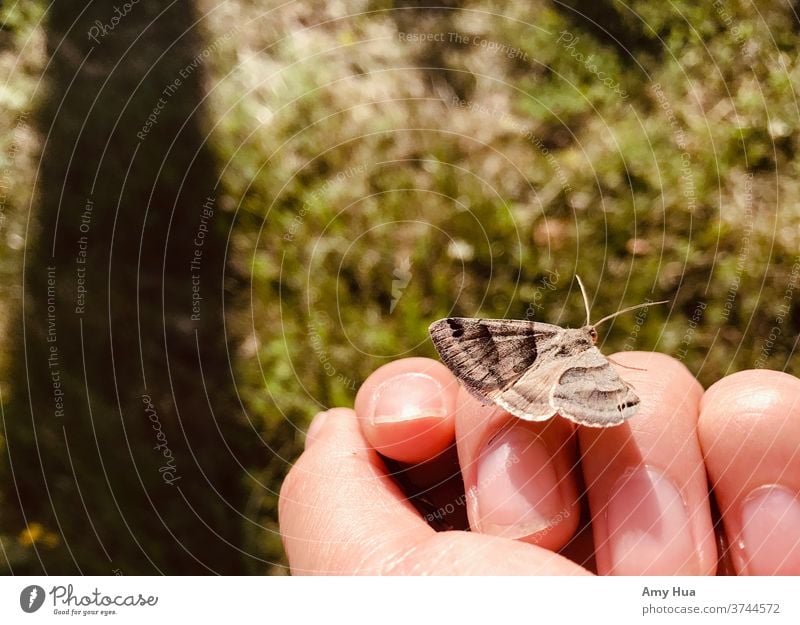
[489,356,570,421]
[428,317,562,404]
[549,346,640,427]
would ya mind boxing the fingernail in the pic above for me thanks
[605,466,699,574]
[305,411,329,448]
[369,372,447,425]
[740,485,800,575]
[474,425,565,539]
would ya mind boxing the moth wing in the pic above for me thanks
[428,317,562,403]
[489,357,568,421]
[549,347,640,427]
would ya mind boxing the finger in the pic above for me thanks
[578,352,717,575]
[455,388,580,550]
[281,408,432,574]
[699,370,800,575]
[280,408,589,574]
[354,357,457,464]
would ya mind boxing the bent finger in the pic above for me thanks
[455,389,580,550]
[354,358,458,464]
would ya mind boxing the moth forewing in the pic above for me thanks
[428,317,558,402]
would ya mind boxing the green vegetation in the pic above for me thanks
[1,0,798,573]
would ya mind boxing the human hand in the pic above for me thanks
[279,352,800,575]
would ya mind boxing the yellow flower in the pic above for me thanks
[18,522,60,549]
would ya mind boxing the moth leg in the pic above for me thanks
[607,356,647,372]
[485,418,518,447]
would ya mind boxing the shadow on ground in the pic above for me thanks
[1,1,256,574]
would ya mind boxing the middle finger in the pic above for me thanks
[578,351,717,575]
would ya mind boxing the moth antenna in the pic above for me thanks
[575,275,592,327]
[592,299,670,328]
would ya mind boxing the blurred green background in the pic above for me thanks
[0,0,798,574]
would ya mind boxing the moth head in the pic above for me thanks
[588,326,598,343]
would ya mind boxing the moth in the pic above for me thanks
[428,277,667,427]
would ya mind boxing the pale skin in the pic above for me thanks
[279,352,800,575]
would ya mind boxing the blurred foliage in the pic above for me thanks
[2,0,799,572]
[0,0,46,574]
